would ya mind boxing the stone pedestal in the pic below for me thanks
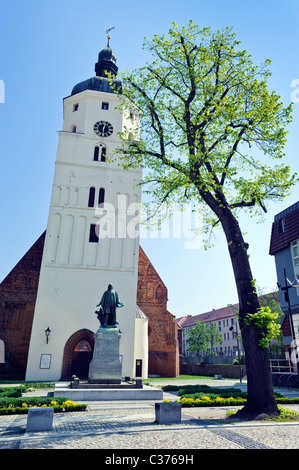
[26,407,54,432]
[155,402,181,424]
[88,327,122,384]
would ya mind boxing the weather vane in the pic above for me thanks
[106,25,115,46]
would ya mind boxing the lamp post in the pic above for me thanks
[229,323,242,383]
[45,327,51,344]
[277,269,299,374]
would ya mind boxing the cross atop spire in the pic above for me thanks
[106,25,115,46]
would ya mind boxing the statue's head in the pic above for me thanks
[108,284,113,290]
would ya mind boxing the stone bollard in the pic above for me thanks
[26,407,54,432]
[155,402,181,424]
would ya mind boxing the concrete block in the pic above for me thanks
[26,407,54,432]
[155,402,181,424]
[215,374,222,380]
[53,384,163,401]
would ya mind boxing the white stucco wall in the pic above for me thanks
[26,88,143,381]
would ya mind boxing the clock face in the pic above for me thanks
[93,120,113,137]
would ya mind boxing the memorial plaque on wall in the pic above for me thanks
[40,354,51,369]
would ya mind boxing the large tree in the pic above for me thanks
[113,22,297,418]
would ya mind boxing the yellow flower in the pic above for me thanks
[201,396,211,400]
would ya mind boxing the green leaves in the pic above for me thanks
[186,320,222,353]
[113,21,297,245]
[244,306,281,348]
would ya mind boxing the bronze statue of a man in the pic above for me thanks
[95,284,124,328]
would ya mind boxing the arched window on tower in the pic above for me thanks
[71,125,77,133]
[93,146,99,161]
[93,145,106,162]
[98,188,105,207]
[101,147,106,162]
[88,187,95,207]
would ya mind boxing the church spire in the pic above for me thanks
[71,27,122,96]
[95,26,118,78]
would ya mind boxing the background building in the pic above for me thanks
[177,304,243,360]
[269,200,299,372]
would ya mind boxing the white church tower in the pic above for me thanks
[25,35,145,381]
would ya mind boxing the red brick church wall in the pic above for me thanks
[0,232,45,379]
[0,235,180,379]
[137,247,180,377]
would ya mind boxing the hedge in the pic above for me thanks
[0,399,87,415]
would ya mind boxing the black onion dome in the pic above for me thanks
[95,45,118,77]
[71,39,122,96]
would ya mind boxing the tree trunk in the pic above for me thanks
[219,206,279,418]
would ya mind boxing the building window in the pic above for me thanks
[98,188,105,207]
[89,224,99,243]
[278,218,285,234]
[102,102,109,110]
[71,125,76,133]
[88,187,95,207]
[93,145,106,162]
[291,240,299,266]
[94,146,99,161]
[74,340,92,352]
[101,147,106,162]
[73,103,79,111]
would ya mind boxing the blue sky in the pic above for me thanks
[0,0,298,317]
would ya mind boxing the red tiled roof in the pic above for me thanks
[179,304,239,327]
[176,292,279,327]
[269,201,299,255]
[176,315,192,327]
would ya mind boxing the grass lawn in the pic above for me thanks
[225,406,299,422]
[144,375,234,381]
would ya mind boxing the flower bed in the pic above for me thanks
[162,384,299,407]
[164,396,299,407]
[0,387,87,415]
[0,399,87,415]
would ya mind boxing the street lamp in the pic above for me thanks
[45,327,51,344]
[277,268,299,374]
[229,323,242,383]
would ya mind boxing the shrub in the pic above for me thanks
[177,395,299,407]
[0,399,87,415]
[179,396,247,407]
[0,387,26,398]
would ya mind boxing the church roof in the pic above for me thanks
[71,38,122,97]
[71,76,122,96]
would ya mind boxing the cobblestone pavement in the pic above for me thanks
[0,379,299,451]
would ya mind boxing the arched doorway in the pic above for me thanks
[71,339,93,379]
[61,329,94,380]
